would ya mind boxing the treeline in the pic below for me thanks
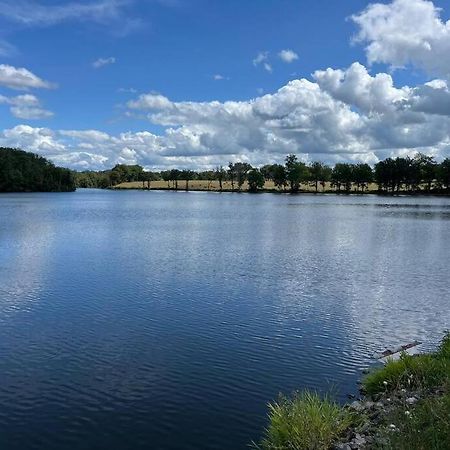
[0,147,76,193]
[76,153,450,194]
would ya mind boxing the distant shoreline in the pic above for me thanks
[109,181,450,196]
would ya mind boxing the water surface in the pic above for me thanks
[0,190,449,449]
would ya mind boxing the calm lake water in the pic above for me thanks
[0,189,449,449]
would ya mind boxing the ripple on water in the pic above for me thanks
[0,191,449,449]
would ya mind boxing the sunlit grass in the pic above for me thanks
[256,335,450,449]
[362,332,450,396]
[255,391,355,450]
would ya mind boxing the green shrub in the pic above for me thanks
[256,390,354,450]
[363,333,450,396]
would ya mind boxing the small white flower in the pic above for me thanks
[383,381,388,386]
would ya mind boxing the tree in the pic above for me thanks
[415,153,437,191]
[272,164,287,191]
[308,162,331,193]
[260,164,279,182]
[109,164,144,186]
[228,163,235,190]
[233,162,253,191]
[437,158,450,192]
[181,170,195,191]
[141,171,158,189]
[215,166,226,191]
[0,147,76,192]
[352,163,373,192]
[285,154,308,193]
[169,169,181,189]
[332,163,353,193]
[247,168,265,192]
[161,170,172,188]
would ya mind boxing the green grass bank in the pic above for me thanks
[255,333,450,449]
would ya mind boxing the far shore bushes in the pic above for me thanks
[75,153,450,195]
[3,147,450,195]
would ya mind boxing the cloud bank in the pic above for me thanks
[2,0,450,170]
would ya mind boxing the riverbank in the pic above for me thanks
[256,333,450,449]
[112,180,366,193]
[110,180,450,196]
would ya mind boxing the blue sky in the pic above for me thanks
[1,0,450,170]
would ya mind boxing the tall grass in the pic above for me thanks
[363,332,450,396]
[256,391,355,450]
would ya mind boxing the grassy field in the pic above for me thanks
[113,180,380,193]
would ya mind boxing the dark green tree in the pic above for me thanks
[332,163,353,193]
[308,162,331,193]
[215,166,226,191]
[181,170,195,191]
[285,154,308,193]
[272,164,287,191]
[228,163,236,190]
[233,162,253,191]
[247,168,265,192]
[0,148,76,192]
[352,163,373,192]
[437,158,450,192]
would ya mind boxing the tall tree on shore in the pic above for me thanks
[234,162,253,191]
[215,166,226,191]
[272,164,287,191]
[228,163,236,190]
[437,158,450,192]
[169,169,181,189]
[260,164,277,182]
[161,170,171,188]
[308,162,331,193]
[285,154,308,193]
[181,170,195,191]
[352,163,373,192]
[415,153,437,192]
[247,168,265,192]
[332,163,353,193]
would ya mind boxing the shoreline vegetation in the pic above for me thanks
[77,153,450,196]
[255,333,450,450]
[2,147,450,195]
[0,147,75,193]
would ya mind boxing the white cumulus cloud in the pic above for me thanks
[352,0,450,78]
[0,93,53,119]
[279,49,299,63]
[0,64,55,90]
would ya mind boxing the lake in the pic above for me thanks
[0,189,449,449]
